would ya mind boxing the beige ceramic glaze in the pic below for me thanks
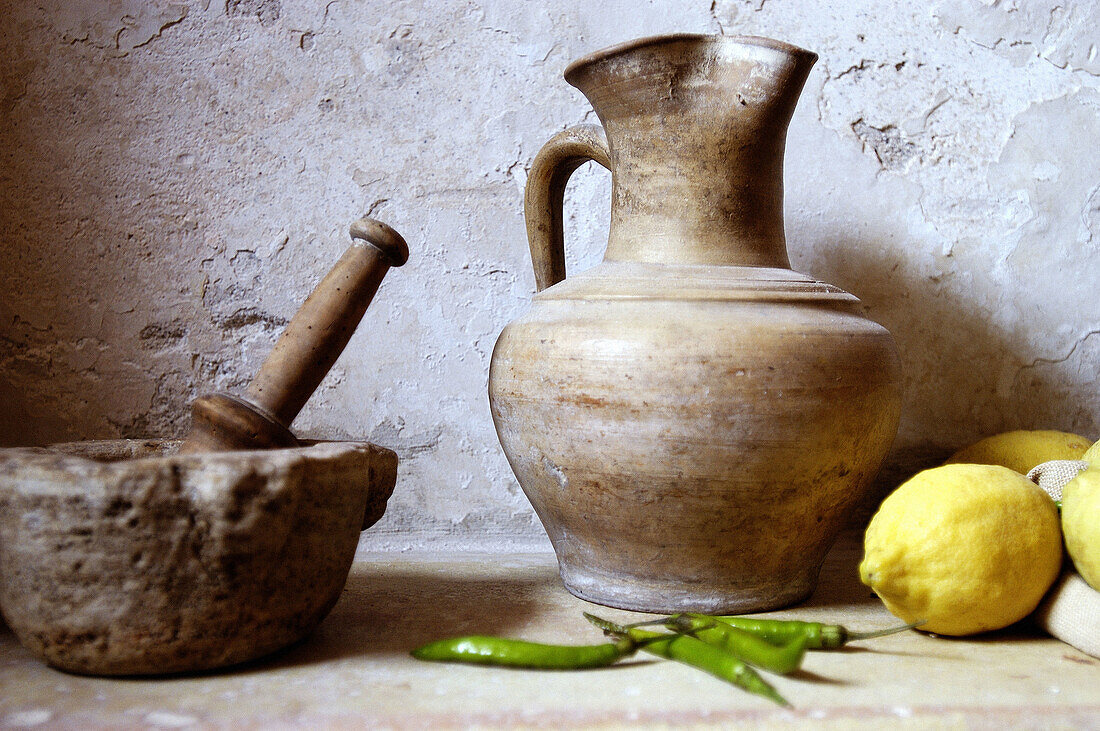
[489,34,903,613]
[0,438,397,675]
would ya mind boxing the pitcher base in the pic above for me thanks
[558,561,818,615]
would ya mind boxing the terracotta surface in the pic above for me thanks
[0,438,397,676]
[489,34,902,613]
[0,533,1096,728]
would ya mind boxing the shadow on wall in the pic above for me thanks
[806,232,1092,517]
[0,48,207,447]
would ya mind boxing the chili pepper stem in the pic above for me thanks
[832,619,927,645]
[584,613,791,707]
[584,612,628,637]
[582,613,673,642]
[622,617,672,629]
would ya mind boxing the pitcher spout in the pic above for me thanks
[565,34,817,104]
[564,34,817,268]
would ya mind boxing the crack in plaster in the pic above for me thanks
[1083,185,1100,246]
[0,62,35,116]
[1014,330,1100,433]
[105,370,191,438]
[57,2,189,56]
[118,10,188,53]
[710,0,768,35]
[213,307,287,332]
[1018,330,1100,373]
[138,321,188,350]
[936,0,1100,76]
[366,198,389,217]
[369,418,444,458]
[833,59,870,80]
[226,0,281,27]
[993,88,1100,282]
[850,118,918,171]
[709,0,728,35]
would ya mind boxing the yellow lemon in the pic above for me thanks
[945,429,1091,474]
[860,464,1062,636]
[1062,466,1100,591]
[1082,438,1100,464]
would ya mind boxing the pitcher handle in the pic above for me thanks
[524,124,611,292]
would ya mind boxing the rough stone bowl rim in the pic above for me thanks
[0,437,397,676]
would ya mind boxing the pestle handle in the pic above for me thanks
[245,217,409,427]
[178,217,408,455]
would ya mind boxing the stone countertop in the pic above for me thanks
[1,533,1098,729]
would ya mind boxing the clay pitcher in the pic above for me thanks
[489,34,902,613]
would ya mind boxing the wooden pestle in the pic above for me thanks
[178,217,409,454]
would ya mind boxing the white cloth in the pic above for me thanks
[1034,571,1100,658]
[1026,459,1089,502]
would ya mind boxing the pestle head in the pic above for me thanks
[178,393,299,454]
[349,216,409,267]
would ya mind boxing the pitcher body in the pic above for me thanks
[489,34,902,612]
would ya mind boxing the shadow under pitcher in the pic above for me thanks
[488,33,902,614]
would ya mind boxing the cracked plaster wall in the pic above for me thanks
[1,0,1097,550]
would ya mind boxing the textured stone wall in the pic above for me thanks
[1,1,1097,549]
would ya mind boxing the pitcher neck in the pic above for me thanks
[566,34,816,268]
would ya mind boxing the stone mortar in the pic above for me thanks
[0,438,397,676]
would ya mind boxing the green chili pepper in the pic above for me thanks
[664,614,807,674]
[410,635,638,669]
[709,615,923,650]
[585,613,790,707]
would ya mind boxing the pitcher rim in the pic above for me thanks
[564,33,817,82]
